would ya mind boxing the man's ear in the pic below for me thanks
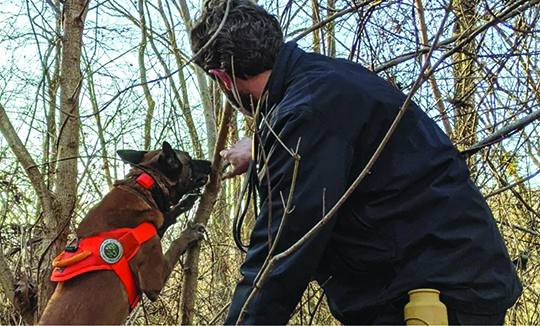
[209,69,233,90]
[117,150,147,166]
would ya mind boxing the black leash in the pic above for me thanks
[232,160,259,253]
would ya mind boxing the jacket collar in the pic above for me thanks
[262,41,304,114]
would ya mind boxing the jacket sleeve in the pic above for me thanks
[225,107,354,325]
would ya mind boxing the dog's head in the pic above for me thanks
[117,142,211,208]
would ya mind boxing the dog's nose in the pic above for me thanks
[191,160,211,187]
[193,160,212,175]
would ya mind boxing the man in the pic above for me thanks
[190,0,522,324]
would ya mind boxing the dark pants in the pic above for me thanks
[367,299,506,325]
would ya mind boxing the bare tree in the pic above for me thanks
[0,0,88,320]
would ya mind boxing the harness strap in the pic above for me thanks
[113,256,138,309]
[51,222,157,311]
[114,222,156,309]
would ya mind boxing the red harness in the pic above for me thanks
[51,173,159,310]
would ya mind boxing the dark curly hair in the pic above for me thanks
[190,0,284,79]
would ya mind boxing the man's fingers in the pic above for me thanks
[222,170,236,179]
[220,138,252,179]
[222,166,243,179]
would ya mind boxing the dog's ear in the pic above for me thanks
[159,141,183,177]
[117,150,148,166]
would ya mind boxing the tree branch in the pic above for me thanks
[180,101,235,325]
[461,107,540,158]
[0,103,51,206]
[374,0,540,74]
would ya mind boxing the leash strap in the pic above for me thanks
[232,128,261,253]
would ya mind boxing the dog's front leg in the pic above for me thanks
[136,236,166,301]
[137,222,205,301]
[162,222,205,284]
[157,194,200,238]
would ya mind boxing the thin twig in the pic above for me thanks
[308,289,325,325]
[485,168,540,199]
[496,220,539,237]
[83,0,233,119]
[208,302,231,325]
[291,0,378,42]
[462,107,540,158]
[374,0,539,74]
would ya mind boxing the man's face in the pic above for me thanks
[224,89,254,116]
[215,78,254,116]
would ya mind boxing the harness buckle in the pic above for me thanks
[65,237,79,252]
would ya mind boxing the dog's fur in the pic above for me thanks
[38,142,211,325]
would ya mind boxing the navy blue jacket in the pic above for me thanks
[225,42,521,325]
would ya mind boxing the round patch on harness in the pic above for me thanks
[100,239,123,264]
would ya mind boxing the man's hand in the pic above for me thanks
[220,137,252,179]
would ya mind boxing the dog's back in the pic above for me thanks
[40,271,129,324]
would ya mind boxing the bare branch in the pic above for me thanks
[462,107,540,158]
[180,101,235,325]
[291,0,379,42]
[0,103,52,207]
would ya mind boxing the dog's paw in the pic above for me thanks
[182,220,205,244]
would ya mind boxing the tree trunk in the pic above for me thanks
[415,0,452,136]
[43,13,62,190]
[37,0,88,315]
[180,102,234,325]
[138,0,156,150]
[452,0,479,156]
[311,0,321,53]
[177,0,217,158]
[326,0,336,57]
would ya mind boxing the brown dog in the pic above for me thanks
[38,142,211,325]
